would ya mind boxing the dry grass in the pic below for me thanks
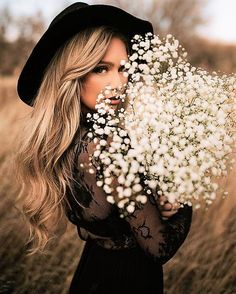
[0,76,235,294]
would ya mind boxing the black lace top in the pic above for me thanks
[65,116,192,265]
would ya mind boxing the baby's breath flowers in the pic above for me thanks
[86,33,236,216]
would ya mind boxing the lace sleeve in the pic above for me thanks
[124,198,192,264]
[75,129,192,264]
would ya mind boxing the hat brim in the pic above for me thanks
[17,4,153,106]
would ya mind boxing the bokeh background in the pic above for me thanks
[0,0,236,293]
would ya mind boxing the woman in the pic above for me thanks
[16,3,192,293]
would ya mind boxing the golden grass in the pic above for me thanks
[0,76,235,293]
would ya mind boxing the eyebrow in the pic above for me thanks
[99,61,114,66]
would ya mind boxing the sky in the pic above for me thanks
[1,0,236,44]
[198,0,236,44]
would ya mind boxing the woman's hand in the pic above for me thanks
[157,196,181,220]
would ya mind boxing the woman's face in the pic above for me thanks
[81,37,128,110]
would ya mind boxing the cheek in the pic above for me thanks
[80,84,89,102]
[80,78,103,109]
[123,74,128,84]
[80,82,92,106]
[119,71,129,84]
[82,76,104,95]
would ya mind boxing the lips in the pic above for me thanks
[108,96,120,105]
[108,96,120,100]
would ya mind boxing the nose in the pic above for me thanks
[110,71,127,90]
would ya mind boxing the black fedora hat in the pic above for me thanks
[17,2,153,106]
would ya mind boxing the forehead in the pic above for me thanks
[102,37,128,61]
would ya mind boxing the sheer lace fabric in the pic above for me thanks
[66,121,192,264]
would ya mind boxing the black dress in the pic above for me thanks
[65,119,193,294]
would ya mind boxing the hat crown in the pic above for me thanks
[50,2,89,27]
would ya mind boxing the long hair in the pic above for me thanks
[15,26,129,255]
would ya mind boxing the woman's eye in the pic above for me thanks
[93,66,108,74]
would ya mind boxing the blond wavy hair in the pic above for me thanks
[15,26,129,255]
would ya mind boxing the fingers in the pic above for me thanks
[158,196,172,209]
[157,195,181,219]
[158,196,181,210]
[163,202,172,211]
[158,195,168,206]
[161,209,178,218]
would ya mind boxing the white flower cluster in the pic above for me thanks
[87,33,236,215]
[86,87,147,217]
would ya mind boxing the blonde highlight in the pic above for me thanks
[15,26,128,255]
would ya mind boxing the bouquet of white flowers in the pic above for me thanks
[86,33,236,217]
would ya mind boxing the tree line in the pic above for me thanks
[0,0,235,76]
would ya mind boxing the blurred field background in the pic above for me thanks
[1,0,236,293]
